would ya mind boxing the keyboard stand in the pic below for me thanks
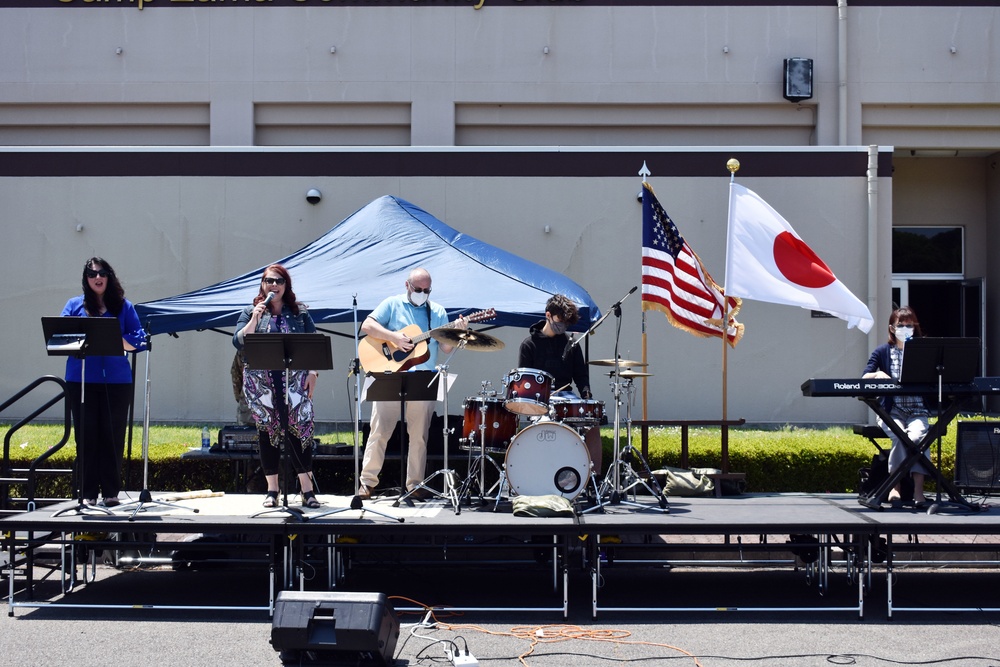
[857,394,979,512]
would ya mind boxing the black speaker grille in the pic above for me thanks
[955,421,1000,489]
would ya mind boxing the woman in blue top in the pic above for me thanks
[233,264,321,509]
[61,257,147,507]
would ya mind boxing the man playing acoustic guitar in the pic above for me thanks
[358,268,467,500]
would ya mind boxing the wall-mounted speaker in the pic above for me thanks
[955,421,1000,490]
[783,57,813,102]
[271,591,399,665]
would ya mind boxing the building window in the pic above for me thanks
[892,226,964,278]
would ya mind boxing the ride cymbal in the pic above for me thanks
[588,358,647,367]
[430,328,505,351]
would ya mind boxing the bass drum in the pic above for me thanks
[504,421,592,499]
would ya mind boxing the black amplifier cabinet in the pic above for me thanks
[213,424,258,453]
[271,591,399,666]
[955,421,1000,490]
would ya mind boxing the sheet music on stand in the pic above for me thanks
[47,333,87,353]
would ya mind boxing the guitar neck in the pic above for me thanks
[412,309,493,344]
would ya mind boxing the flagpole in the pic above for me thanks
[721,158,740,473]
[642,311,648,420]
[639,161,651,422]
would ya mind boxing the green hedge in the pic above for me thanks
[609,424,957,494]
[2,422,961,499]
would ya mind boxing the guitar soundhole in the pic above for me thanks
[380,343,392,360]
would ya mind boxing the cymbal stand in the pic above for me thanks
[397,346,462,514]
[609,377,667,511]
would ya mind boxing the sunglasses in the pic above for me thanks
[263,277,286,286]
[85,269,110,278]
[408,282,431,294]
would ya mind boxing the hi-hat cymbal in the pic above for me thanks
[430,328,505,351]
[608,370,653,380]
[589,358,647,368]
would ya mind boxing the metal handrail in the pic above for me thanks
[1,375,72,509]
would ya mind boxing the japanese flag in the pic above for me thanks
[724,182,874,333]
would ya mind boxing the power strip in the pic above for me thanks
[445,646,479,667]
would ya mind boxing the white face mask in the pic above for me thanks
[895,325,914,342]
[408,290,429,307]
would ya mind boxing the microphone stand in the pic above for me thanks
[579,287,665,513]
[307,295,402,523]
[116,332,199,520]
[577,287,636,515]
[564,285,637,361]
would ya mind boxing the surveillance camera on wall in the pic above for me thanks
[306,188,322,205]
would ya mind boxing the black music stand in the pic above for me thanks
[244,333,332,521]
[307,373,407,523]
[903,337,981,514]
[361,371,438,508]
[861,337,982,513]
[42,316,123,517]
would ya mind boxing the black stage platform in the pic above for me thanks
[4,491,1000,619]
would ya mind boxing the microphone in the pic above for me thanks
[562,333,575,362]
[255,291,277,333]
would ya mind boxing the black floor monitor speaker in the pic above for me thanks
[955,421,1000,490]
[271,591,399,666]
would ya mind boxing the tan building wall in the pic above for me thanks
[1,2,998,424]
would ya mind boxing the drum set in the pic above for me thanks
[455,361,666,513]
[458,367,605,505]
[422,326,666,513]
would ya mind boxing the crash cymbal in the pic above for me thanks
[588,358,647,368]
[430,328,505,351]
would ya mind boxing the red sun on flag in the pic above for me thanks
[772,231,836,289]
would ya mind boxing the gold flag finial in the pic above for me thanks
[726,158,740,174]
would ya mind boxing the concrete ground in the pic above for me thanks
[4,542,1000,667]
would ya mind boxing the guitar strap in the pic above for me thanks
[425,303,432,332]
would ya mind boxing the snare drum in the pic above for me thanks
[460,396,518,454]
[504,421,592,499]
[550,396,605,425]
[503,368,553,416]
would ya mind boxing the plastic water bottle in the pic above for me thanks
[201,426,211,452]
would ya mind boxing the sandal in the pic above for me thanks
[262,490,279,508]
[302,491,321,509]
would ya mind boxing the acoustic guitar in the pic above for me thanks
[358,308,496,374]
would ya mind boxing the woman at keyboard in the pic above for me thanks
[862,306,931,508]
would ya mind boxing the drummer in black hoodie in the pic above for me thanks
[518,294,603,472]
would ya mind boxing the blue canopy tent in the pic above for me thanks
[135,195,600,335]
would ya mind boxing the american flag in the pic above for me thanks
[641,182,744,346]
